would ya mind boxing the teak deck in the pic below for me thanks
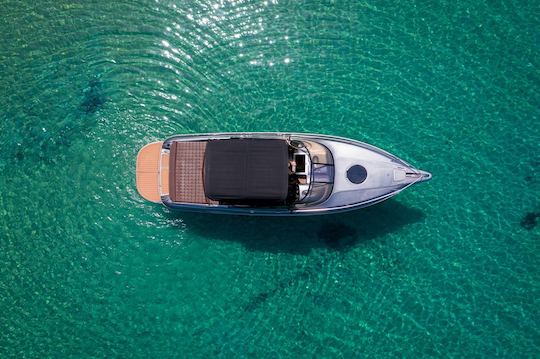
[169,141,217,204]
[136,140,217,204]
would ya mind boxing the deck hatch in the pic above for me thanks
[346,165,368,184]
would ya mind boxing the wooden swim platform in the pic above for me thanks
[136,141,167,203]
[136,140,217,204]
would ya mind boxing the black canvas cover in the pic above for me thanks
[203,139,289,202]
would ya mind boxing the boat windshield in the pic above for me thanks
[290,139,334,206]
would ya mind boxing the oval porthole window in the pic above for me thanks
[347,165,367,184]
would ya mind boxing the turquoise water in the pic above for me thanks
[1,0,539,357]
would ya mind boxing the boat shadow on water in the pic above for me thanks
[164,199,426,254]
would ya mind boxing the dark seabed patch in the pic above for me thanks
[80,78,106,114]
[6,78,105,165]
[317,222,357,250]
[243,289,275,312]
[520,211,539,230]
[244,265,315,312]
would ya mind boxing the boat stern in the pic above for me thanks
[135,141,168,203]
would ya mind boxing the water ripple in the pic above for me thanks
[1,0,539,357]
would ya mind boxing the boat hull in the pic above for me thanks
[136,132,431,216]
